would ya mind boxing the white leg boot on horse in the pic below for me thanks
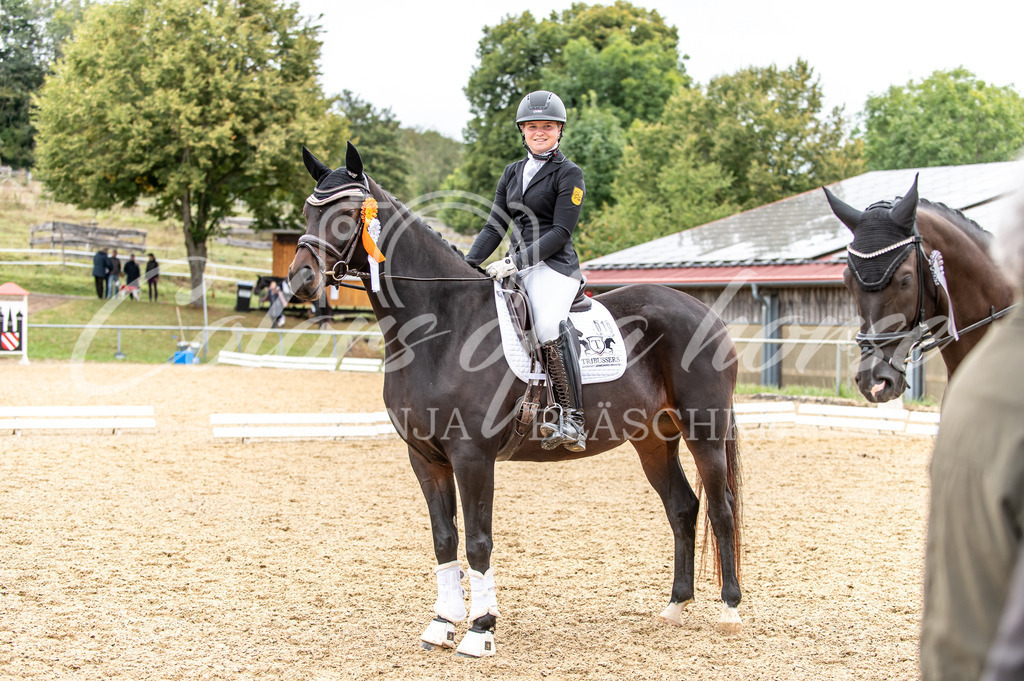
[420,561,466,650]
[539,322,586,452]
[455,568,499,657]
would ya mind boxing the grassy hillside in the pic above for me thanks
[0,175,380,363]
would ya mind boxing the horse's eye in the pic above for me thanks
[318,207,358,242]
[900,274,913,289]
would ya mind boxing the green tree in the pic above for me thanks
[579,60,863,259]
[862,67,1024,170]
[400,127,463,202]
[685,59,862,210]
[559,95,624,222]
[577,117,736,260]
[446,1,685,233]
[33,0,345,302]
[0,0,93,168]
[39,0,93,62]
[334,90,410,200]
[545,32,684,128]
[0,0,47,168]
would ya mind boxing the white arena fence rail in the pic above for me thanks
[28,323,384,367]
[0,248,270,283]
[211,411,395,441]
[216,350,383,372]
[734,401,940,436]
[0,406,157,435]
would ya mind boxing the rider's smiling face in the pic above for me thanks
[521,120,561,155]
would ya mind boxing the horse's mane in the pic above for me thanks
[368,176,479,267]
[919,198,993,252]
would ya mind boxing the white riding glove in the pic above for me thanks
[485,257,518,280]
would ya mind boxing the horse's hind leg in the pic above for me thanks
[634,434,700,626]
[678,408,742,633]
[408,447,464,650]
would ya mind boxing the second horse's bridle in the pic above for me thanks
[850,220,1014,375]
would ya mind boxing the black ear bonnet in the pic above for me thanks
[845,200,917,291]
[823,175,920,291]
[303,142,369,205]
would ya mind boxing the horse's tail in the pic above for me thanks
[699,406,743,583]
[725,407,742,579]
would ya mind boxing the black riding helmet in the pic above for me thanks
[515,91,566,153]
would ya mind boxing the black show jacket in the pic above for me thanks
[465,151,585,279]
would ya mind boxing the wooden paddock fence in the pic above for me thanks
[30,222,147,254]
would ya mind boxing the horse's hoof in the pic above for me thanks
[717,605,742,634]
[455,627,495,657]
[659,599,693,626]
[420,617,456,650]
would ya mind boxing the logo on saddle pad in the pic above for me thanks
[580,320,617,363]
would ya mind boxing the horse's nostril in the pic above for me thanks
[289,266,314,288]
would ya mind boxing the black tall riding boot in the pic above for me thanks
[539,321,586,452]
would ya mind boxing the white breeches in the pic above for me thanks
[519,261,579,343]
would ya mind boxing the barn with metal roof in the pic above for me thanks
[581,160,1024,398]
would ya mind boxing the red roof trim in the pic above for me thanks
[0,282,30,296]
[582,263,847,287]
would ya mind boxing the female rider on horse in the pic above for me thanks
[464,90,588,452]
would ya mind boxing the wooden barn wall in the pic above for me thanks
[664,284,947,401]
[677,285,859,326]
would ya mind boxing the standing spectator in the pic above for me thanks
[106,249,122,298]
[263,280,287,328]
[144,253,160,302]
[123,254,141,301]
[920,180,1024,681]
[91,248,110,299]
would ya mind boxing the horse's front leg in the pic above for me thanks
[408,446,464,650]
[452,450,499,657]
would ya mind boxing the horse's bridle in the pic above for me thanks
[848,223,932,376]
[851,221,1015,375]
[296,185,370,287]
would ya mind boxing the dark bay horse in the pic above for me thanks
[824,176,1015,403]
[288,143,743,656]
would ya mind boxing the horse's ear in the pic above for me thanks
[890,173,920,230]
[302,145,332,184]
[345,141,363,178]
[823,186,863,231]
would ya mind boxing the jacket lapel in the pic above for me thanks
[509,159,527,202]
[524,155,563,195]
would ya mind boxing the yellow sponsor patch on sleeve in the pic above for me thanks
[571,186,584,206]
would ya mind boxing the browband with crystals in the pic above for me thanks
[846,235,916,259]
[306,185,367,206]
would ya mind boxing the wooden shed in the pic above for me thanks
[271,230,372,313]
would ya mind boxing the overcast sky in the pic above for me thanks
[295,0,1022,142]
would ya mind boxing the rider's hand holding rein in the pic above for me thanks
[485,257,518,280]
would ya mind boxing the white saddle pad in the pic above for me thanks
[494,283,626,385]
